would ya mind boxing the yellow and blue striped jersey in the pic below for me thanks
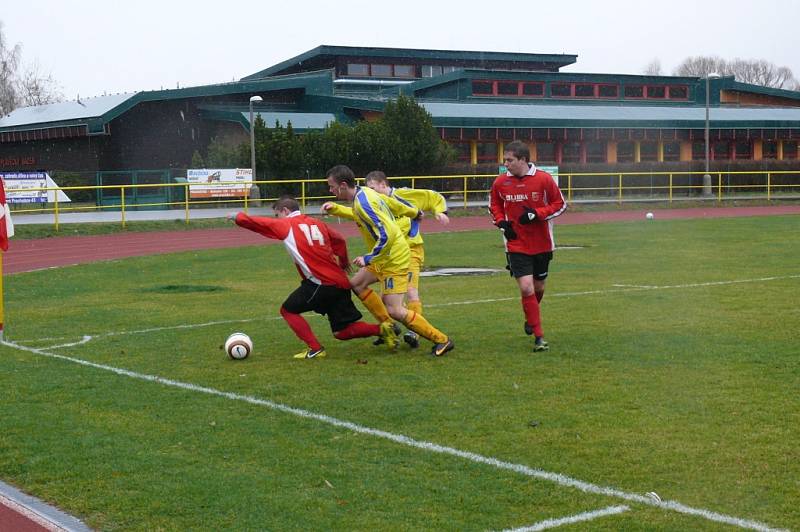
[386,187,447,247]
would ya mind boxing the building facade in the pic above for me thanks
[2,45,799,175]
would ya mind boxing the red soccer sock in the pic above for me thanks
[280,307,322,350]
[521,294,544,338]
[333,321,380,340]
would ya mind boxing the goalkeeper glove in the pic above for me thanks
[497,220,517,240]
[518,207,537,225]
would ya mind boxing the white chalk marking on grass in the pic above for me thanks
[612,284,658,289]
[498,505,629,531]
[427,273,800,308]
[46,336,93,349]
[1,340,786,532]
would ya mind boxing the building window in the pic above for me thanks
[462,128,478,140]
[497,81,519,96]
[347,63,369,76]
[422,65,443,77]
[668,86,688,99]
[371,64,392,77]
[640,142,659,161]
[453,142,471,162]
[713,141,731,160]
[646,86,666,98]
[734,141,752,159]
[522,82,544,96]
[784,141,798,159]
[472,80,494,95]
[561,142,582,163]
[624,85,644,98]
[477,142,498,162]
[551,83,571,97]
[763,141,778,159]
[617,141,636,163]
[442,128,461,140]
[536,142,556,162]
[442,66,458,74]
[586,141,607,163]
[663,141,681,161]
[575,84,595,97]
[692,141,706,160]
[394,65,415,77]
[598,84,618,98]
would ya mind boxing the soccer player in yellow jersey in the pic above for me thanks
[364,170,449,349]
[322,165,454,357]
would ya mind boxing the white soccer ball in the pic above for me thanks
[225,332,253,360]
[646,212,654,220]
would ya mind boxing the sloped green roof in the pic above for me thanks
[421,101,800,129]
[243,45,577,80]
[0,70,335,134]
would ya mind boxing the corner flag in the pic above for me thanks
[0,176,13,341]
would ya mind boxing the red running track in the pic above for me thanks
[6,206,800,275]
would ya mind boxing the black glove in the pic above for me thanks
[518,207,537,225]
[497,220,517,240]
[414,209,424,221]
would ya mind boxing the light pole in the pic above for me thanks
[249,95,263,183]
[703,73,720,196]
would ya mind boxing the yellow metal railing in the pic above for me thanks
[9,171,800,231]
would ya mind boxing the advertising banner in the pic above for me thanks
[0,172,72,203]
[187,169,253,199]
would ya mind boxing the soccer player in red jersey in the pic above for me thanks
[489,141,567,352]
[229,196,392,359]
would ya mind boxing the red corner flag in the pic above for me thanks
[0,177,13,251]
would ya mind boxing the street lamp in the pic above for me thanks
[249,95,263,183]
[703,73,721,196]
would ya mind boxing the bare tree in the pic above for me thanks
[673,55,799,90]
[0,21,22,115]
[18,60,62,106]
[0,20,62,115]
[643,58,662,76]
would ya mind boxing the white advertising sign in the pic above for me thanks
[186,169,253,199]
[0,172,72,203]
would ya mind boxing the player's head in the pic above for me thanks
[273,196,300,218]
[364,170,391,195]
[326,165,357,201]
[503,140,531,177]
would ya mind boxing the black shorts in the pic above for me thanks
[507,252,553,280]
[282,280,363,332]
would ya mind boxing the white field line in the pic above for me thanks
[25,273,800,347]
[0,340,786,532]
[499,505,630,531]
[428,274,800,308]
[32,316,285,349]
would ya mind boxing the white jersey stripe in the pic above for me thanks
[282,230,322,285]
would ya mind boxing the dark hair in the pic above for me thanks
[504,140,530,162]
[273,195,300,212]
[364,170,388,184]
[326,165,356,187]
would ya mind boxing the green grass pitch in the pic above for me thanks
[1,215,798,530]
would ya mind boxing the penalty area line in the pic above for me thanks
[1,340,786,532]
[498,504,629,532]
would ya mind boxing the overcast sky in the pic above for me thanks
[3,0,799,100]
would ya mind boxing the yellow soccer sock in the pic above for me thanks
[403,310,447,344]
[406,300,423,316]
[358,288,391,323]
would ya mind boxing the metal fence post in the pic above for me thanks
[54,187,60,232]
[767,172,771,201]
[121,187,127,228]
[302,181,306,211]
[618,173,623,205]
[184,183,190,224]
[463,176,468,209]
[567,174,572,201]
[717,173,722,202]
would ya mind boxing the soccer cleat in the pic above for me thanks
[379,320,401,350]
[533,337,549,352]
[373,337,385,346]
[403,330,420,349]
[431,338,454,357]
[293,347,327,359]
[524,322,534,336]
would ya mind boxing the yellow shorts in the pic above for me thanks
[407,244,425,290]
[367,264,409,295]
